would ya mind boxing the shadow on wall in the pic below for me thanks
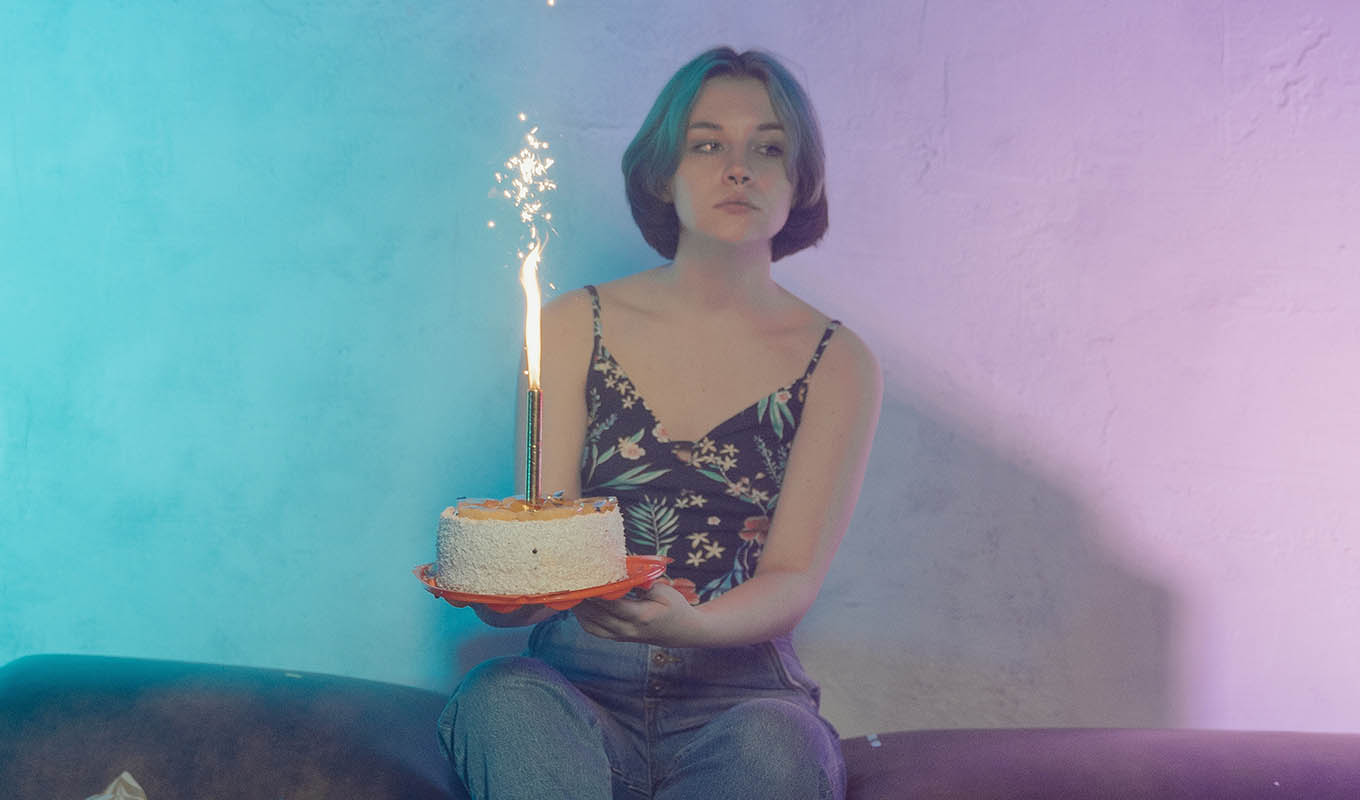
[798,390,1177,735]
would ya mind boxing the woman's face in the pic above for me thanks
[668,76,795,254]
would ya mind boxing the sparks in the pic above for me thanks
[496,114,556,392]
[501,124,556,228]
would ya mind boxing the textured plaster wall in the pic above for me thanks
[2,2,1357,737]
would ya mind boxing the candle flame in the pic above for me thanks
[519,239,544,389]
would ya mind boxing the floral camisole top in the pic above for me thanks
[579,285,841,605]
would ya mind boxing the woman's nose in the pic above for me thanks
[725,166,752,185]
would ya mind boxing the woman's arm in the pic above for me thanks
[573,325,883,647]
[470,289,595,628]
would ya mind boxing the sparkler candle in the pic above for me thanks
[520,242,543,502]
[496,116,556,502]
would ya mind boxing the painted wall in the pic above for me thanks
[2,1,1356,736]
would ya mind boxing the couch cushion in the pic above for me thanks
[0,654,456,800]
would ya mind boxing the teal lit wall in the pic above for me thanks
[0,2,648,688]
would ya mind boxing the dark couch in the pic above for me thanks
[2,654,1357,799]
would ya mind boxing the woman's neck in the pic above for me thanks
[666,236,777,311]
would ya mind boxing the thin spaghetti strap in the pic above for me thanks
[584,285,603,342]
[801,320,842,382]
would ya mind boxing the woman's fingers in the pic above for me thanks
[574,584,693,643]
[574,603,632,640]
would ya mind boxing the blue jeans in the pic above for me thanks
[437,612,846,799]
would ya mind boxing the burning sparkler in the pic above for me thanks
[495,115,556,502]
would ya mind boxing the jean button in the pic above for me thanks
[652,651,667,664]
[649,680,664,693]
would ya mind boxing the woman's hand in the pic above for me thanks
[572,582,701,647]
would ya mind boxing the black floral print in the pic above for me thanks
[579,286,840,604]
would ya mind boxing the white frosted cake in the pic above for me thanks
[434,496,627,595]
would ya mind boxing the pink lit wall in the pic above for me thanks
[786,2,1360,734]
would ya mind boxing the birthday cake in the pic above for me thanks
[434,496,627,595]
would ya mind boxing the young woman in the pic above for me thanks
[439,47,881,800]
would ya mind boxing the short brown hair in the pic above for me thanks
[622,47,828,262]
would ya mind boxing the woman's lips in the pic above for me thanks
[716,198,758,212]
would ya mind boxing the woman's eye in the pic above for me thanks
[687,140,783,156]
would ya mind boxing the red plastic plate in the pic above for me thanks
[414,554,670,612]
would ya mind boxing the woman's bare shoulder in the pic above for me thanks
[542,285,595,323]
[538,285,598,329]
[813,321,883,401]
[540,288,596,374]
